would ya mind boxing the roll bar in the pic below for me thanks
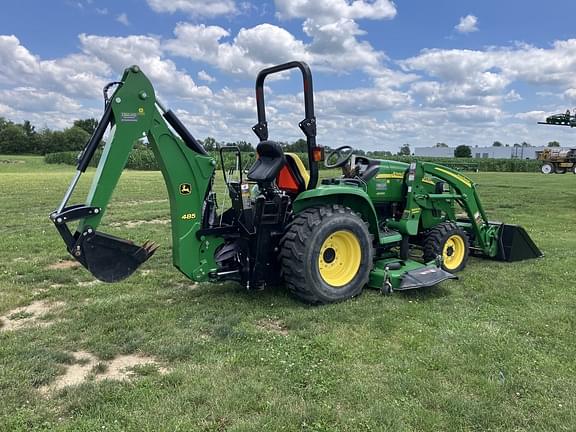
[252,61,322,190]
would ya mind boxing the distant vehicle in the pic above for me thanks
[536,147,576,174]
[541,110,576,127]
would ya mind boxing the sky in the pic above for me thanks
[2,0,576,152]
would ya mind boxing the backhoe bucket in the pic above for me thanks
[76,231,158,282]
[495,224,542,262]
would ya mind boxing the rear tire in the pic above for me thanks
[423,222,469,273]
[572,165,576,174]
[556,167,566,174]
[541,163,554,174]
[279,205,374,304]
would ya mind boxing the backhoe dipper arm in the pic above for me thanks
[50,65,222,283]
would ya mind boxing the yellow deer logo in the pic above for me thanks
[179,183,191,195]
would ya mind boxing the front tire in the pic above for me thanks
[541,163,554,174]
[279,205,374,304]
[423,222,469,273]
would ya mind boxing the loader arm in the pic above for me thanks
[392,161,542,261]
[403,161,498,255]
[50,65,222,282]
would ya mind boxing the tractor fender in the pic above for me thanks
[292,186,381,242]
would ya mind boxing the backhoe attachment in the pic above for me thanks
[50,65,218,283]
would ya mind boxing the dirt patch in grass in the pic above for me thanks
[0,300,65,332]
[40,351,169,395]
[110,219,170,228]
[256,318,289,336]
[39,351,97,394]
[97,354,168,380]
[47,260,81,270]
[77,280,101,287]
[113,199,168,207]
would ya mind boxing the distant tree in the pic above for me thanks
[521,141,531,147]
[22,120,42,152]
[435,142,448,147]
[201,137,217,152]
[0,117,12,133]
[42,127,90,154]
[22,120,36,137]
[283,139,308,153]
[513,143,521,147]
[398,143,411,156]
[492,141,503,147]
[0,124,29,154]
[454,145,472,158]
[547,141,560,147]
[234,141,254,152]
[73,118,98,135]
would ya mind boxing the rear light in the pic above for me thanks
[312,147,324,162]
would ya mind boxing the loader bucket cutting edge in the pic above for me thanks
[76,231,158,282]
[494,224,543,262]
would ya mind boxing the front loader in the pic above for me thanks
[50,62,542,304]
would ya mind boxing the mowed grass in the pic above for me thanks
[0,155,575,431]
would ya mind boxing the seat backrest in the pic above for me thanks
[246,140,286,183]
[276,153,310,194]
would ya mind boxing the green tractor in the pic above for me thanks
[50,62,542,304]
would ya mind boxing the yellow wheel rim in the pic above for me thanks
[318,230,362,287]
[443,234,465,271]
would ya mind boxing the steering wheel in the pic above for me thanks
[324,145,354,169]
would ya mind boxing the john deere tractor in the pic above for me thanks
[50,62,542,304]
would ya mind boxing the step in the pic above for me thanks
[379,229,402,245]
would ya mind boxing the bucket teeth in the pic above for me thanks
[77,231,160,282]
[143,241,159,256]
[135,240,159,261]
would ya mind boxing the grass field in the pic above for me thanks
[0,155,575,431]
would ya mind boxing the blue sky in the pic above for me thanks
[2,0,576,152]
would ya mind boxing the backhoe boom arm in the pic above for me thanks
[50,65,222,282]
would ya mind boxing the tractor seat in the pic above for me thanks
[277,153,310,194]
[247,140,286,183]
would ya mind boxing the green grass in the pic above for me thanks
[0,155,575,431]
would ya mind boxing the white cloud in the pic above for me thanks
[79,34,212,99]
[146,0,236,17]
[198,70,216,83]
[165,20,389,77]
[165,23,311,77]
[400,40,576,111]
[116,13,130,26]
[0,87,82,113]
[0,35,110,99]
[455,15,478,34]
[275,0,396,21]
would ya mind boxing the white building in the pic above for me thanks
[414,146,555,160]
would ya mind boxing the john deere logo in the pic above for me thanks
[179,183,191,195]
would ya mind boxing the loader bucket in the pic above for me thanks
[494,224,542,262]
[76,231,158,282]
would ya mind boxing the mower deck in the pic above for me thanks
[369,258,457,292]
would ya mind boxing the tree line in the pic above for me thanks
[0,117,99,155]
[9,116,554,159]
